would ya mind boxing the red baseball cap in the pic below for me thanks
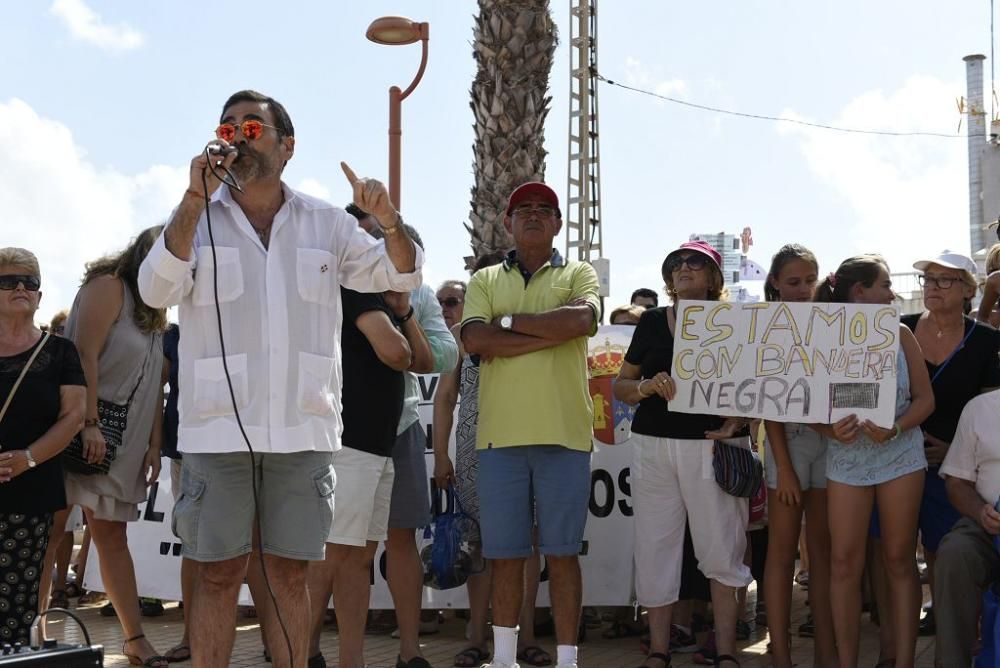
[506,182,560,215]
[663,240,723,272]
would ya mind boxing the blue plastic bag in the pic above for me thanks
[420,491,482,590]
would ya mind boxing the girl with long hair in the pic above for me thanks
[813,255,933,668]
[761,244,837,668]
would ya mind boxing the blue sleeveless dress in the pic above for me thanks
[825,350,926,486]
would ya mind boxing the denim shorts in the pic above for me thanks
[173,450,335,562]
[476,445,591,559]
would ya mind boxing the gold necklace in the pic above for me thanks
[933,318,963,339]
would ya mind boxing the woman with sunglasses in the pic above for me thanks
[63,227,169,667]
[813,255,934,668]
[0,248,86,646]
[614,240,752,668]
[897,252,1000,641]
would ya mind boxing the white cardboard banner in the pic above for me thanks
[668,300,900,427]
[86,326,639,608]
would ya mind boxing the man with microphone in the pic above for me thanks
[138,90,423,667]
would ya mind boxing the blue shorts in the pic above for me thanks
[476,445,591,559]
[918,467,961,552]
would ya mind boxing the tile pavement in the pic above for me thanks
[43,584,937,667]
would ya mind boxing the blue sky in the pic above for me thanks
[1,0,990,322]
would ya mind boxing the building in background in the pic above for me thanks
[689,231,742,285]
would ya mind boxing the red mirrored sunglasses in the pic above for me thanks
[215,119,280,142]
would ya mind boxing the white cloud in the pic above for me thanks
[0,98,185,323]
[296,178,331,200]
[49,0,144,52]
[624,57,686,97]
[779,76,968,273]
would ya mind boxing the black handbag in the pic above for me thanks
[63,337,153,475]
[712,439,764,498]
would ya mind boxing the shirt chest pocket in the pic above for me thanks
[193,246,244,306]
[297,248,337,306]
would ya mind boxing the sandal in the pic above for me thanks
[122,634,169,667]
[454,646,490,667]
[78,590,107,606]
[714,655,740,667]
[163,644,190,663]
[49,589,69,610]
[517,645,553,667]
[640,652,671,667]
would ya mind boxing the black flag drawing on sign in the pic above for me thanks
[827,383,880,422]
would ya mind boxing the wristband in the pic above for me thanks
[84,418,99,427]
[637,379,652,398]
[889,422,902,441]
[397,306,415,324]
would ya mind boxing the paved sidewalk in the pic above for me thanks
[45,586,936,667]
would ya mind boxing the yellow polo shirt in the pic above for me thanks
[461,250,600,452]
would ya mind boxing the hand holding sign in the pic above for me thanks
[341,162,398,229]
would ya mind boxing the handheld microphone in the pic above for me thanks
[207,143,238,156]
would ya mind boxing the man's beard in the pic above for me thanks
[230,147,279,183]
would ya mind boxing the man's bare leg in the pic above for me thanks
[330,542,379,668]
[256,554,311,668]
[545,555,582,647]
[191,555,248,667]
[385,527,425,662]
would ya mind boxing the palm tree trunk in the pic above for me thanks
[466,0,559,263]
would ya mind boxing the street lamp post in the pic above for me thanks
[366,16,430,211]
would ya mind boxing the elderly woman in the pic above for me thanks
[64,227,168,667]
[0,248,86,645]
[614,240,751,668]
[899,252,1000,639]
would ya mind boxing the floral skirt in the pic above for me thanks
[0,513,53,643]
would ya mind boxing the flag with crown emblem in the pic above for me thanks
[588,328,637,445]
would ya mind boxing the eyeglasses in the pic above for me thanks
[0,275,41,291]
[512,204,556,217]
[215,119,280,143]
[918,274,960,290]
[665,254,709,273]
[438,297,463,308]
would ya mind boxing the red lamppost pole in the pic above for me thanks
[366,16,430,211]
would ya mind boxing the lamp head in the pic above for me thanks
[366,16,428,45]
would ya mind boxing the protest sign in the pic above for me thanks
[668,300,900,426]
[87,326,639,607]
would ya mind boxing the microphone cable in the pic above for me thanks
[199,152,295,664]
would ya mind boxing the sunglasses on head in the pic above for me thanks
[0,275,41,291]
[438,297,463,308]
[215,119,280,143]
[665,254,709,273]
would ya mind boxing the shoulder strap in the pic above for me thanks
[931,320,977,384]
[0,331,51,429]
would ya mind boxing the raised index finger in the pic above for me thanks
[340,161,359,186]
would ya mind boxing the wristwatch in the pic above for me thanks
[500,314,514,331]
[24,448,37,468]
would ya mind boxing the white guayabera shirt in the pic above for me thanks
[138,184,423,454]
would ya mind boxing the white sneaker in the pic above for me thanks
[482,663,520,668]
